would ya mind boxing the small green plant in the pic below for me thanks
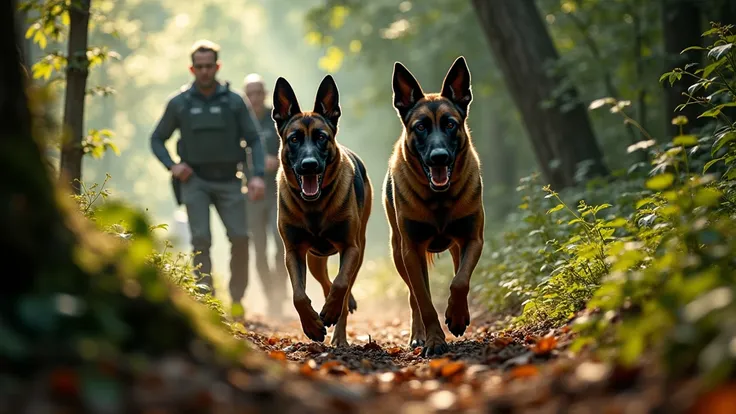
[477,21,736,389]
[70,175,232,325]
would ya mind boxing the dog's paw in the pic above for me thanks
[348,293,358,313]
[420,335,450,358]
[330,332,350,348]
[409,338,425,349]
[320,284,348,327]
[297,305,326,342]
[445,290,470,337]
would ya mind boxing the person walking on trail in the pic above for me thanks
[149,40,266,312]
[242,73,288,318]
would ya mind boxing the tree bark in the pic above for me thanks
[471,0,608,190]
[661,0,705,137]
[58,0,91,194]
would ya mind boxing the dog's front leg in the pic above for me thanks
[401,240,449,357]
[445,236,483,337]
[285,247,326,342]
[319,244,361,328]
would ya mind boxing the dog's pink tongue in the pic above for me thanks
[430,166,449,186]
[301,175,319,196]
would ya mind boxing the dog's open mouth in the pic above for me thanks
[298,174,323,200]
[423,164,453,192]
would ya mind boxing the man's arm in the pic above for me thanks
[238,97,265,177]
[150,98,179,169]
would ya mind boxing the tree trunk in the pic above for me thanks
[661,0,705,137]
[471,0,609,190]
[58,0,91,194]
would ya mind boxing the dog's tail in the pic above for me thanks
[425,251,439,268]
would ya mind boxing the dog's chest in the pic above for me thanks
[301,212,347,253]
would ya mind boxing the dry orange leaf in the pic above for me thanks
[429,358,451,370]
[531,336,558,356]
[268,350,287,361]
[413,347,422,355]
[689,382,736,414]
[510,364,540,379]
[299,360,317,377]
[267,337,278,346]
[440,361,466,378]
[387,347,402,356]
[493,336,514,348]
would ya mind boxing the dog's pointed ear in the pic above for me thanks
[313,74,341,129]
[272,77,301,133]
[440,56,472,117]
[392,62,424,120]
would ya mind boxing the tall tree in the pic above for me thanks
[471,0,609,190]
[661,0,705,137]
[58,0,91,194]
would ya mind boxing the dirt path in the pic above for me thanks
[233,310,702,414]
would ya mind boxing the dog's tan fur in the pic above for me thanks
[383,57,484,357]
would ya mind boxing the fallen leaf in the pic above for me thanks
[440,361,466,378]
[300,359,318,377]
[524,334,538,344]
[267,337,278,346]
[429,358,451,370]
[387,347,402,356]
[531,335,558,356]
[492,336,514,348]
[268,350,287,361]
[509,364,539,379]
[689,382,736,414]
[413,347,422,355]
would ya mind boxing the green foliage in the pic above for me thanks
[71,174,229,320]
[478,22,736,388]
[19,0,122,159]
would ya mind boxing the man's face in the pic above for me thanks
[245,82,266,110]
[189,50,219,89]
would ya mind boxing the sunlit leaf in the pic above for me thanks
[645,174,675,191]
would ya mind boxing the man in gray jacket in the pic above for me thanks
[150,40,266,309]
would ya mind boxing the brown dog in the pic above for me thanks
[383,56,484,357]
[272,75,373,347]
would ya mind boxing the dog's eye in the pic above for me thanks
[290,135,298,143]
[318,132,328,141]
[415,124,425,132]
[446,121,456,130]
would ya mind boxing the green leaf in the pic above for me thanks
[635,197,657,209]
[698,106,722,118]
[547,204,564,214]
[645,174,675,191]
[703,157,725,174]
[603,218,628,228]
[694,187,722,207]
[673,134,698,147]
[712,131,736,155]
[702,58,726,78]
[681,45,706,53]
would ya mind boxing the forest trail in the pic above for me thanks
[229,308,703,414]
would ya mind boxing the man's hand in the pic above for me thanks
[171,162,193,182]
[247,176,266,201]
[265,155,279,172]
